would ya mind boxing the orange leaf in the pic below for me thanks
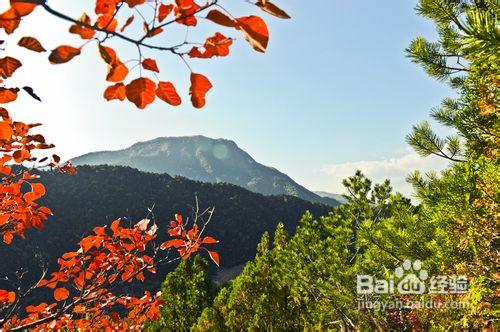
[0,290,15,303]
[106,61,129,82]
[0,121,13,141]
[24,182,45,202]
[3,232,13,244]
[158,3,174,23]
[95,0,117,15]
[202,236,219,244]
[69,13,96,39]
[26,303,48,313]
[125,77,156,109]
[97,14,118,31]
[146,26,164,37]
[160,238,184,250]
[188,32,232,59]
[189,73,212,109]
[206,9,236,27]
[237,16,269,53]
[255,1,290,19]
[18,36,46,52]
[207,250,220,266]
[7,291,15,303]
[54,287,69,301]
[104,83,126,101]
[13,149,30,163]
[10,0,37,17]
[120,15,135,32]
[0,87,19,104]
[49,45,81,64]
[98,44,117,64]
[0,57,22,79]
[156,82,181,106]
[142,58,159,73]
[174,0,200,26]
[0,8,20,35]
[126,0,145,7]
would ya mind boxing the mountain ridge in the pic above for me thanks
[71,136,340,206]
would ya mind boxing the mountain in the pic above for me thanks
[314,191,347,204]
[71,136,340,206]
[0,165,330,299]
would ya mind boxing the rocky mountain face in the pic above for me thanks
[72,136,340,206]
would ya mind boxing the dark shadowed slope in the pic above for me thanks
[0,165,331,296]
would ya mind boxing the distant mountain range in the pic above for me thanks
[314,191,347,204]
[71,136,340,206]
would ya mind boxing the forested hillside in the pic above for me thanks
[0,165,330,295]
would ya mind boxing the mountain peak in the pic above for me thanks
[72,136,340,206]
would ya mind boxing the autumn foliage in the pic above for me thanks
[1,0,290,110]
[0,0,288,329]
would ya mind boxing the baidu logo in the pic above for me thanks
[357,259,429,295]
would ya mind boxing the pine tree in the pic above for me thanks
[145,255,216,331]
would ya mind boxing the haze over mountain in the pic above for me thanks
[314,191,347,204]
[71,136,340,206]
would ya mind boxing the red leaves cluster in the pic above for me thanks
[0,290,16,304]
[0,108,73,245]
[188,32,233,59]
[0,45,74,246]
[0,0,289,110]
[1,214,218,330]
[161,214,220,265]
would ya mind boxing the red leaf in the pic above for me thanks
[158,3,174,23]
[26,303,48,313]
[0,56,22,79]
[146,26,164,37]
[97,14,118,31]
[0,8,20,35]
[98,44,117,64]
[13,149,30,163]
[142,58,159,73]
[54,287,69,301]
[160,238,184,250]
[69,13,95,39]
[120,15,135,32]
[10,1,37,17]
[237,16,269,53]
[18,36,46,52]
[189,73,212,109]
[174,0,200,26]
[106,61,129,82]
[104,83,126,101]
[188,32,232,59]
[0,87,19,104]
[49,45,81,64]
[202,236,219,244]
[125,77,156,109]
[207,250,220,266]
[255,1,291,19]
[156,82,181,106]
[126,0,145,7]
[0,121,13,141]
[206,9,236,27]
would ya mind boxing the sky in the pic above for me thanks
[2,0,454,197]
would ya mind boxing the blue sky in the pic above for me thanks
[4,0,453,196]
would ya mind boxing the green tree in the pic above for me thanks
[146,255,216,332]
[193,223,299,331]
[404,0,498,327]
